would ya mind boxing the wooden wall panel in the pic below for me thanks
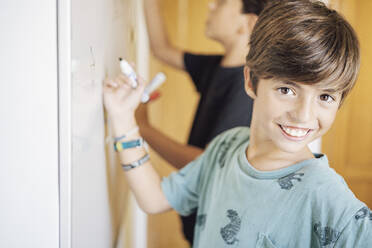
[146,1,222,247]
[147,2,192,248]
[323,0,372,208]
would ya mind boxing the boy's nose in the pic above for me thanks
[289,98,314,123]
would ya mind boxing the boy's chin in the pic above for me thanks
[205,30,215,40]
[205,29,221,42]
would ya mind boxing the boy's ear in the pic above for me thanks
[238,14,258,35]
[246,14,258,34]
[244,66,257,99]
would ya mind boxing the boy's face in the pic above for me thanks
[205,0,246,42]
[244,67,342,154]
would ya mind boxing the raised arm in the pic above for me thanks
[135,104,203,169]
[144,0,185,70]
[103,74,171,214]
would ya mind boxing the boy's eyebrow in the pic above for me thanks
[318,88,339,93]
[279,80,301,88]
[280,80,340,94]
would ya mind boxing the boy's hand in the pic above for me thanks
[103,72,146,132]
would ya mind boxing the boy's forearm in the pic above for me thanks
[144,0,184,69]
[112,118,171,214]
[140,124,204,169]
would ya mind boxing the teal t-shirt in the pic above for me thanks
[161,127,372,247]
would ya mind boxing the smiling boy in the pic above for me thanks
[104,0,372,247]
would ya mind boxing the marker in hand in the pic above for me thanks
[119,58,138,88]
[141,72,166,103]
[149,91,161,102]
[118,58,166,102]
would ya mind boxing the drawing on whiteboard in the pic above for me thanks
[89,46,96,69]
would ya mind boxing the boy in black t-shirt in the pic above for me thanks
[138,0,267,245]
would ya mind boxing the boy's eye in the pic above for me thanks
[278,87,295,95]
[320,94,335,103]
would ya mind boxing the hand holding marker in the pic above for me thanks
[141,72,166,102]
[119,58,138,88]
[119,58,166,103]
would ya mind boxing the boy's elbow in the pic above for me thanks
[150,43,167,60]
[143,207,161,215]
[140,203,170,215]
[150,46,162,60]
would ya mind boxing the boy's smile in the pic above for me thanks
[278,125,313,141]
[244,66,342,157]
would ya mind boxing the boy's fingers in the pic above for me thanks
[104,79,118,88]
[116,75,132,89]
[117,73,146,95]
[127,62,149,87]
[134,77,146,97]
[137,75,150,87]
[103,80,116,95]
[127,62,148,86]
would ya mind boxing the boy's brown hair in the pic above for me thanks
[242,0,269,15]
[246,0,360,102]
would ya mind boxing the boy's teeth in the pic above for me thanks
[282,126,308,137]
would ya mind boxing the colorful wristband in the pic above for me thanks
[122,153,150,171]
[114,138,144,152]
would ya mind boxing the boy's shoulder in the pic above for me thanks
[207,126,250,147]
[298,158,365,231]
[202,126,250,164]
[204,127,249,155]
[300,157,360,203]
[301,156,349,191]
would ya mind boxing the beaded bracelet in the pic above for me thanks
[122,153,150,171]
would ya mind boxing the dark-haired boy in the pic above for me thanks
[104,0,372,247]
[141,0,267,243]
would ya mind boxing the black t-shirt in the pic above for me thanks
[184,52,253,148]
[180,52,254,245]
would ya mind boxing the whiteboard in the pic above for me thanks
[59,0,148,247]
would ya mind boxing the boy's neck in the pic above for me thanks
[246,138,315,172]
[220,40,249,67]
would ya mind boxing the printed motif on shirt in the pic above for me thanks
[196,214,207,229]
[277,172,305,190]
[355,206,372,221]
[220,209,241,245]
[313,222,341,247]
[217,135,238,168]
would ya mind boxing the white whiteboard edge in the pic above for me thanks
[133,0,149,248]
[57,0,72,247]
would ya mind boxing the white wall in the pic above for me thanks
[0,1,148,247]
[69,0,148,247]
[0,1,59,247]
